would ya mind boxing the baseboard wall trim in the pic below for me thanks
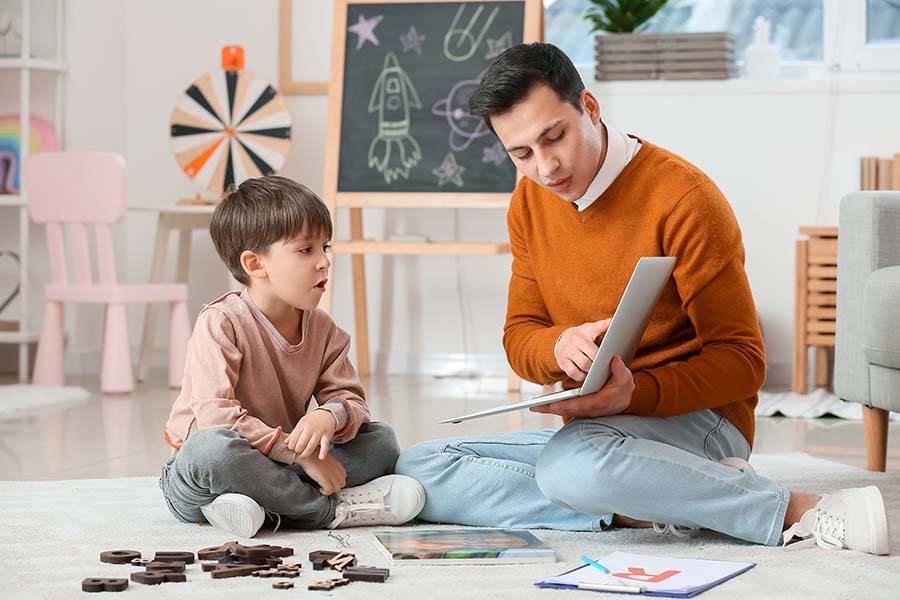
[55,349,793,391]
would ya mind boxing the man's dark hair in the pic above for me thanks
[468,42,585,133]
[210,175,333,285]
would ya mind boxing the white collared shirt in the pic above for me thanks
[573,123,642,212]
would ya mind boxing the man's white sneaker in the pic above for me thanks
[783,486,890,555]
[200,493,265,538]
[651,457,755,537]
[328,475,425,529]
[719,456,756,474]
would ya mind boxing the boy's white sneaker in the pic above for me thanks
[783,486,890,555]
[200,493,266,538]
[328,475,425,529]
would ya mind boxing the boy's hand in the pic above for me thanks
[296,453,347,496]
[284,410,338,460]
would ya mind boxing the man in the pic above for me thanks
[395,43,889,554]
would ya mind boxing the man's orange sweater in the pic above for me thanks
[504,138,766,446]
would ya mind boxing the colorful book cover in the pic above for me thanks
[372,528,556,564]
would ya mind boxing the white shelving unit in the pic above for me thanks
[0,0,66,381]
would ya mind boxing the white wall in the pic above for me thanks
[5,0,899,386]
[588,76,900,383]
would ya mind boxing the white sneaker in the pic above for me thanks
[782,486,890,555]
[651,457,755,537]
[200,493,265,538]
[328,475,425,529]
[719,456,756,474]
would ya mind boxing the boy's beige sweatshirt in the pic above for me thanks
[164,289,370,464]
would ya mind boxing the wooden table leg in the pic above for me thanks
[176,229,191,284]
[792,239,809,393]
[349,208,370,376]
[507,369,521,392]
[814,346,830,388]
[137,215,171,382]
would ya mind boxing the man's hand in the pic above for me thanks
[531,356,634,418]
[296,453,347,496]
[284,410,337,460]
[555,318,612,382]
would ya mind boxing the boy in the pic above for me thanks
[160,176,425,538]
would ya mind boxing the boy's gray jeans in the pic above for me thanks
[159,421,400,529]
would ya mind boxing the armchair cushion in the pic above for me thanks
[862,266,900,370]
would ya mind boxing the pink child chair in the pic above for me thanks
[24,151,190,393]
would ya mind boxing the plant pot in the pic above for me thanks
[594,32,737,81]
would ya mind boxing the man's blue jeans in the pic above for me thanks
[395,409,790,546]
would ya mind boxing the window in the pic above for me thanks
[867,0,900,45]
[545,0,824,68]
[831,0,900,71]
[544,0,900,75]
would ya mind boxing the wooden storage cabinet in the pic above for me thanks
[792,227,838,393]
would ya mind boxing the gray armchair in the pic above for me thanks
[835,191,900,471]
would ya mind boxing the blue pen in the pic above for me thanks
[580,555,610,574]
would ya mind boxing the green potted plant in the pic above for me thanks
[588,0,737,81]
[586,0,669,34]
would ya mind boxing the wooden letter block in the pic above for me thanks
[100,550,141,564]
[82,578,128,593]
[153,551,195,564]
[343,566,390,583]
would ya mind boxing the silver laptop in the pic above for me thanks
[440,256,677,424]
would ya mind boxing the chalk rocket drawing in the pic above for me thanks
[485,31,513,60]
[432,152,466,187]
[443,4,499,62]
[482,141,508,166]
[348,13,383,50]
[431,75,492,152]
[367,52,422,183]
[400,26,426,54]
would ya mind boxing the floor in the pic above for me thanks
[1,370,899,481]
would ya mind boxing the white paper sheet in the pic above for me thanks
[541,551,755,595]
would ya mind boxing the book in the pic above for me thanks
[371,528,556,565]
[535,551,755,598]
[878,159,893,190]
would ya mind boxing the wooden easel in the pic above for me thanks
[322,0,542,391]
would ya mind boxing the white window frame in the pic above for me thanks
[824,0,900,71]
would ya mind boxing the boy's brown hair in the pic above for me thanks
[210,176,333,285]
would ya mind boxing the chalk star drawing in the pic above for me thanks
[485,31,513,59]
[443,4,499,62]
[400,26,426,54]
[432,74,491,152]
[348,14,384,50]
[482,141,508,166]
[368,52,422,183]
[433,152,466,187]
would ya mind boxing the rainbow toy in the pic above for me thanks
[0,115,60,195]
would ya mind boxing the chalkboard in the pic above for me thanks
[335,1,526,194]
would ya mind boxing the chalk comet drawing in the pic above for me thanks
[367,52,423,183]
[431,74,492,152]
[443,4,499,62]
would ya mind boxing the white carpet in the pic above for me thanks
[1,453,899,599]
[756,389,900,421]
[0,384,91,417]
